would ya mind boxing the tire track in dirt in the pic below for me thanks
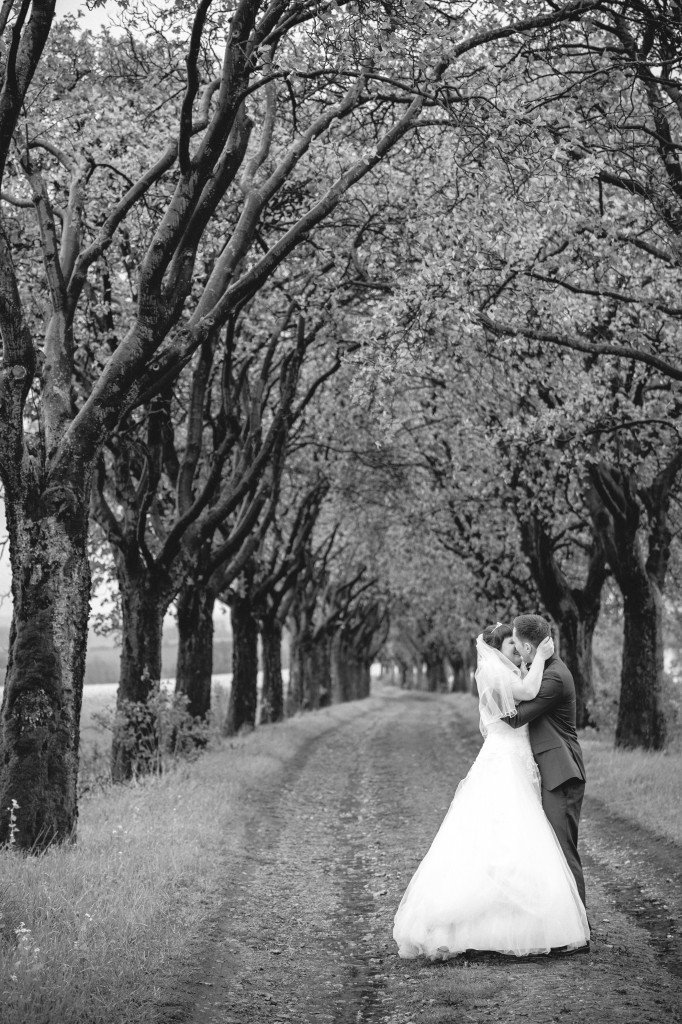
[157,688,682,1024]
[157,695,409,1024]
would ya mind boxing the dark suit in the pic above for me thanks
[506,654,587,907]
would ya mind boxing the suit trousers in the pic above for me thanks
[541,777,586,908]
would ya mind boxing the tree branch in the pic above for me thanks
[476,311,682,382]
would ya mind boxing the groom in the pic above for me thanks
[503,613,588,921]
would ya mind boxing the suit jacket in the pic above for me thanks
[507,654,586,791]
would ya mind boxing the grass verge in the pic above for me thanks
[0,700,367,1024]
[581,730,682,843]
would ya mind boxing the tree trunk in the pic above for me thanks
[468,637,478,695]
[0,495,90,849]
[288,624,328,711]
[310,632,332,708]
[224,593,258,736]
[357,657,372,698]
[618,583,665,748]
[112,561,171,781]
[331,632,352,702]
[424,651,448,693]
[519,514,606,729]
[558,613,599,728]
[175,583,215,719]
[448,649,468,692]
[287,625,308,712]
[331,630,374,702]
[587,462,672,749]
[260,614,284,724]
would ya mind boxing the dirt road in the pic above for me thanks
[156,687,682,1024]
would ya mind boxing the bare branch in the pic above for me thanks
[179,0,214,174]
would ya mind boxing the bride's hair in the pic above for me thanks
[482,622,512,650]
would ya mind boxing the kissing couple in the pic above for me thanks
[393,613,590,959]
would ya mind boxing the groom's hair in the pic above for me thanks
[513,614,551,648]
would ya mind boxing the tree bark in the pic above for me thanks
[587,462,673,749]
[288,624,332,710]
[356,656,372,699]
[259,613,284,724]
[111,558,172,781]
[448,649,468,692]
[331,624,375,702]
[224,592,259,736]
[558,613,599,724]
[618,582,666,747]
[287,625,308,712]
[0,491,90,849]
[395,657,408,689]
[175,583,216,719]
[331,631,352,702]
[310,633,332,708]
[424,646,448,693]
[519,514,607,728]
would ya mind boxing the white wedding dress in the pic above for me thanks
[393,640,589,959]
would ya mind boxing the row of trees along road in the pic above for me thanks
[338,0,682,747]
[2,0,682,850]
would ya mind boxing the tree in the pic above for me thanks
[0,0,617,847]
[466,4,682,746]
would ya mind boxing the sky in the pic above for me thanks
[54,0,115,30]
[0,503,9,624]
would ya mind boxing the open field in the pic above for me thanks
[76,677,233,768]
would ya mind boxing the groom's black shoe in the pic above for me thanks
[551,942,590,957]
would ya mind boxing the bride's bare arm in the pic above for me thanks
[511,638,554,701]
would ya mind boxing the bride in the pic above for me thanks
[393,622,589,959]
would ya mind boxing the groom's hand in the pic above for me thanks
[538,637,554,659]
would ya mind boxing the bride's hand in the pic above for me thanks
[537,637,554,660]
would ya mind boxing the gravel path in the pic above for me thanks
[156,687,682,1024]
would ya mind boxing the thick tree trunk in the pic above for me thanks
[0,492,90,849]
[587,463,671,749]
[175,584,215,719]
[618,583,666,748]
[558,613,599,729]
[112,562,170,781]
[260,615,284,724]
[357,657,372,698]
[288,626,328,711]
[331,632,373,701]
[424,651,447,693]
[224,594,258,736]
[519,515,606,729]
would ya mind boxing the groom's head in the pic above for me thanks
[513,614,551,663]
